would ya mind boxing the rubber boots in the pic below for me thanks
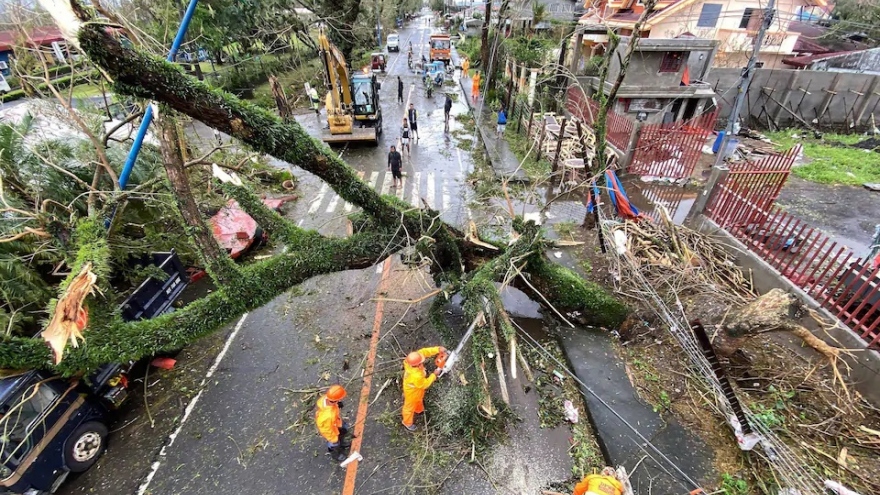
[330,444,348,462]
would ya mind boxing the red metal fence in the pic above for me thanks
[705,146,880,348]
[565,86,633,151]
[629,111,718,179]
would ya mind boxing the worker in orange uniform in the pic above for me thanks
[401,346,447,431]
[573,467,624,495]
[315,384,350,461]
[461,56,470,78]
[471,71,481,105]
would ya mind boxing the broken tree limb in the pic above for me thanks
[489,321,510,405]
[72,18,411,231]
[0,228,404,373]
[8,2,631,377]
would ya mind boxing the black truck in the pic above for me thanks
[0,251,187,494]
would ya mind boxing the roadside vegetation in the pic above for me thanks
[764,130,880,185]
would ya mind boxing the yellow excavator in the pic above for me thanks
[317,26,383,144]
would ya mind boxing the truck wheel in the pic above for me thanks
[65,422,108,472]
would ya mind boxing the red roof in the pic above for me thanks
[0,26,64,53]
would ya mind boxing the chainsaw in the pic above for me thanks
[436,313,481,377]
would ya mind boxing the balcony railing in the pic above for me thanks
[717,28,800,54]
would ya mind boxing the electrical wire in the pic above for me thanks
[512,319,706,493]
[593,203,828,495]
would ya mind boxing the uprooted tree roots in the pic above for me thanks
[604,215,880,493]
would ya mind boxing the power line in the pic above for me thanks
[512,320,706,492]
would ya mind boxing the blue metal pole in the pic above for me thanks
[117,0,200,190]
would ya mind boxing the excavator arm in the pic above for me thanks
[316,26,379,143]
[317,26,352,112]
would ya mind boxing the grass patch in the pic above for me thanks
[251,59,322,107]
[553,221,578,240]
[69,83,105,98]
[764,130,880,185]
[504,129,552,183]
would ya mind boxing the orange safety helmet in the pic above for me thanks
[326,385,346,401]
[405,351,425,367]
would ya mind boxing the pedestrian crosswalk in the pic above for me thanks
[305,170,466,218]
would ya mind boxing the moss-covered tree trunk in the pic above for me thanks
[0,2,629,374]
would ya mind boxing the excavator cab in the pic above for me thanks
[351,73,382,131]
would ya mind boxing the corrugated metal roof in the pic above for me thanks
[0,26,64,53]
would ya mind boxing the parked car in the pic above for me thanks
[387,33,400,52]
[0,251,188,495]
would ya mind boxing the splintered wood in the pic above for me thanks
[41,263,98,364]
[609,212,757,306]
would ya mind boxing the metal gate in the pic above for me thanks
[629,111,717,179]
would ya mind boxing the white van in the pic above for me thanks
[387,33,400,52]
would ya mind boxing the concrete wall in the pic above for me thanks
[705,67,880,130]
[691,215,880,407]
[810,48,880,75]
[607,37,717,90]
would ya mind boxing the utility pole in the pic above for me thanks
[712,0,775,168]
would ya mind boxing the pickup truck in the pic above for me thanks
[0,251,188,494]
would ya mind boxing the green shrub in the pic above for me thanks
[1,89,24,102]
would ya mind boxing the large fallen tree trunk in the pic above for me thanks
[2,2,628,374]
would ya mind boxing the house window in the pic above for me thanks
[659,52,685,73]
[740,8,766,31]
[697,4,722,28]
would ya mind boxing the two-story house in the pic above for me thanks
[579,0,830,69]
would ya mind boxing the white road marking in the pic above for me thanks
[326,193,340,213]
[411,172,421,207]
[137,313,250,495]
[344,172,364,213]
[426,171,435,208]
[442,177,451,211]
[380,172,391,195]
[308,183,329,214]
[368,171,380,189]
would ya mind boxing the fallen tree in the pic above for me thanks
[1,1,628,375]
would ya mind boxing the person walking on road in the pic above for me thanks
[308,85,322,123]
[444,94,453,128]
[572,467,624,495]
[388,144,403,189]
[496,106,507,137]
[407,103,419,140]
[400,119,411,155]
[315,385,350,462]
[397,76,404,103]
[461,57,470,78]
[401,346,446,431]
[471,71,481,105]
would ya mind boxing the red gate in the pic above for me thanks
[629,111,717,179]
[566,86,633,151]
[705,146,880,349]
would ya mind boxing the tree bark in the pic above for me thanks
[268,75,292,122]
[592,0,657,174]
[157,112,239,286]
